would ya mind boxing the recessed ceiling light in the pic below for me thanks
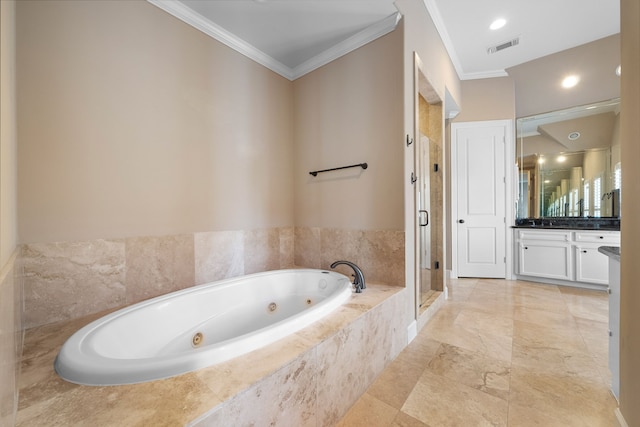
[616,65,622,76]
[490,18,506,30]
[568,132,581,140]
[538,158,545,164]
[561,75,580,89]
[557,155,567,162]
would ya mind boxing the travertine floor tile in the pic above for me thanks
[559,287,608,323]
[509,365,617,426]
[513,305,576,327]
[455,308,514,337]
[391,411,429,427]
[336,393,398,427]
[341,279,617,427]
[402,370,508,427]
[422,310,513,362]
[513,319,588,353]
[366,353,429,410]
[427,343,511,401]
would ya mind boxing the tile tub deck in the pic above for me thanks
[17,283,411,426]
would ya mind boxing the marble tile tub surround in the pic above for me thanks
[0,251,23,427]
[16,284,407,427]
[22,226,403,329]
[20,227,294,329]
[295,227,405,286]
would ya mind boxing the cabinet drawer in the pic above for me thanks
[517,230,572,242]
[575,231,620,244]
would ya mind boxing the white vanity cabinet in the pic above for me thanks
[517,230,573,280]
[514,228,620,289]
[574,232,620,285]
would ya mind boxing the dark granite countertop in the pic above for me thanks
[513,217,620,231]
[598,246,620,261]
[512,225,621,231]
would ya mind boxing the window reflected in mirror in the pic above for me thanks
[516,99,621,219]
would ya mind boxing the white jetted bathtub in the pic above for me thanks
[55,269,352,386]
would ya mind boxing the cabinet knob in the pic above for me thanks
[458,219,465,224]
[582,250,588,253]
[524,246,528,250]
[599,236,604,239]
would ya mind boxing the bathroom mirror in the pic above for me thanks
[516,98,621,219]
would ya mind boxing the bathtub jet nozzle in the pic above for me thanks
[330,261,365,293]
[192,332,204,347]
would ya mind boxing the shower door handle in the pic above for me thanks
[419,210,429,227]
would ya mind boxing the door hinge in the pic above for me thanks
[411,172,417,184]
[434,261,440,269]
[434,163,439,172]
[406,134,413,146]
[504,256,506,263]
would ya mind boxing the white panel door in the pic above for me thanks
[454,123,507,278]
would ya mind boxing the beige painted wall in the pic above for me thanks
[292,28,404,231]
[1,0,18,266]
[17,0,294,244]
[619,0,640,424]
[453,77,516,122]
[396,0,461,324]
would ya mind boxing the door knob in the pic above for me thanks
[458,219,465,223]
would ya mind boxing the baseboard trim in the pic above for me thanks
[615,408,628,427]
[407,320,417,344]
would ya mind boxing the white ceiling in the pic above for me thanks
[427,0,620,79]
[152,0,620,81]
[178,0,398,69]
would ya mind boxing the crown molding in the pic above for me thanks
[422,0,510,80]
[148,1,400,81]
[460,69,509,80]
[421,0,465,79]
[291,12,402,80]
[147,0,294,80]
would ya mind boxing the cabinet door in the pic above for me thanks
[575,245,610,284]
[518,241,572,280]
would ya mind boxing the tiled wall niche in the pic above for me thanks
[21,227,405,329]
[0,252,23,427]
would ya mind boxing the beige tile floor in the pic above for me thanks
[337,278,618,427]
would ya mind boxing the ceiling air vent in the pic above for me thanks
[487,37,520,54]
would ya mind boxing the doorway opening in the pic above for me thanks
[414,54,444,315]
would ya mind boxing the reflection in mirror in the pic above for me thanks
[516,99,621,219]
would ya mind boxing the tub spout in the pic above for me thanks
[330,260,365,293]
